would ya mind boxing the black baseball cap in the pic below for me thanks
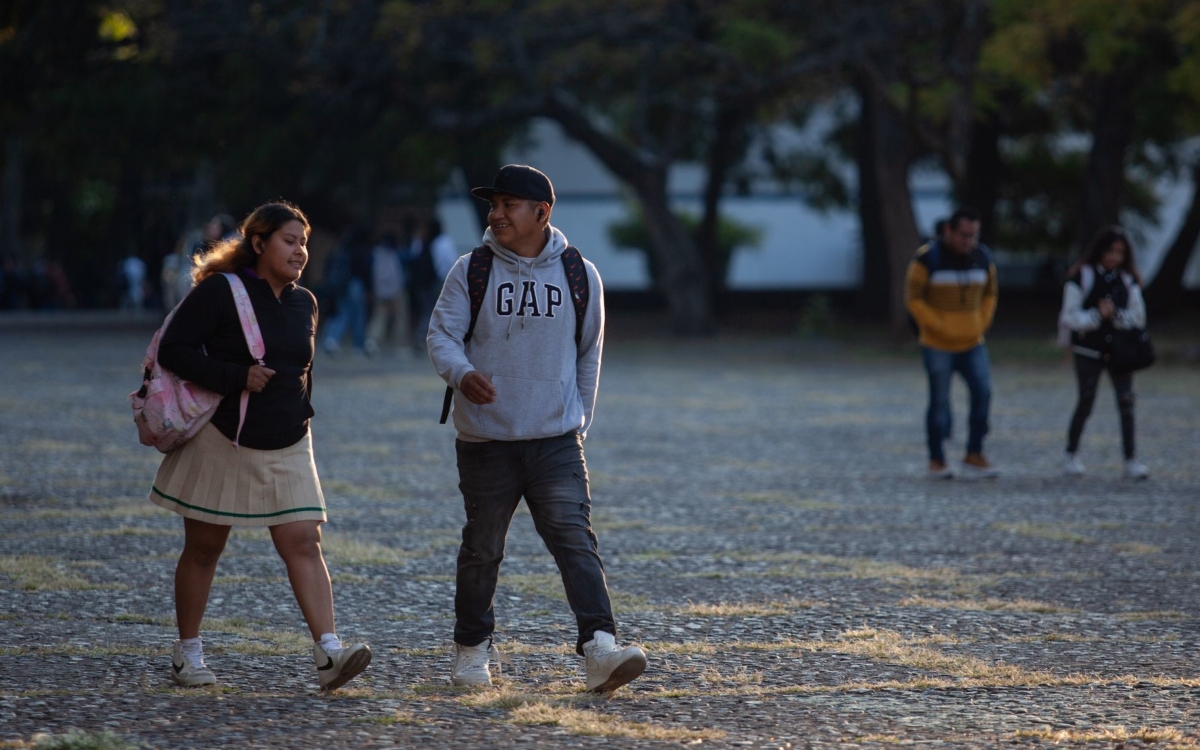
[470,164,555,206]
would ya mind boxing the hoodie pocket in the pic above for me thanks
[470,374,565,438]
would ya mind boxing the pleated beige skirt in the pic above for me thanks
[149,422,327,527]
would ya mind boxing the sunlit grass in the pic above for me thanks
[1014,725,1195,746]
[0,555,99,591]
[898,595,1074,613]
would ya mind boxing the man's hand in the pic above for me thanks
[459,370,496,405]
[246,364,276,392]
[1097,298,1116,320]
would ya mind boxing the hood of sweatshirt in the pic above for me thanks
[481,226,570,341]
[426,223,605,442]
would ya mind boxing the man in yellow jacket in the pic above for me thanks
[904,207,999,479]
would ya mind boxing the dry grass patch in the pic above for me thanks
[360,710,427,726]
[811,628,1060,682]
[676,598,815,617]
[734,551,986,592]
[1110,541,1163,555]
[499,574,648,610]
[1011,633,1098,643]
[898,595,1074,613]
[992,522,1094,545]
[508,701,712,740]
[506,700,725,741]
[0,555,99,591]
[195,617,313,654]
[22,439,92,453]
[1015,725,1196,746]
[1116,610,1190,622]
[322,536,414,565]
[698,665,764,686]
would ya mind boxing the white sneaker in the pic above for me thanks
[583,632,647,693]
[1063,452,1085,476]
[314,642,372,691]
[452,640,493,687]
[1124,459,1149,480]
[171,640,216,687]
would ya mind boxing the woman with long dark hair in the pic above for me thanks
[151,201,371,689]
[1058,225,1148,479]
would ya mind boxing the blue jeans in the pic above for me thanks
[921,344,991,462]
[322,277,367,351]
[454,432,616,655]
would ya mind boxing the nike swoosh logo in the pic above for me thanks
[173,660,184,674]
[318,657,334,671]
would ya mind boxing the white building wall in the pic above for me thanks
[437,118,1200,291]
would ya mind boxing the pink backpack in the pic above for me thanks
[130,272,265,453]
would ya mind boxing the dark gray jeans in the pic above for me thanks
[453,432,616,655]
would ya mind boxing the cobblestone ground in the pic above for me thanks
[1,324,1197,749]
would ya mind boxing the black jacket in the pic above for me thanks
[1071,267,1130,354]
[158,269,318,450]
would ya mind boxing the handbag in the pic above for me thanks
[1108,327,1155,373]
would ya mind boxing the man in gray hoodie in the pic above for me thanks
[427,165,647,693]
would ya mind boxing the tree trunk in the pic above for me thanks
[1145,160,1200,312]
[959,112,1002,244]
[698,102,746,313]
[631,167,714,336]
[855,76,920,332]
[1077,72,1135,253]
[0,135,22,258]
[455,133,503,235]
[544,96,714,335]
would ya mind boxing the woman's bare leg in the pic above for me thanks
[176,518,233,638]
[269,520,335,639]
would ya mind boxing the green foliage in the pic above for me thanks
[607,207,762,288]
[796,293,834,339]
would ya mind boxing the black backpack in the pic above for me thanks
[439,245,590,423]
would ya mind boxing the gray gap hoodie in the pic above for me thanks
[427,225,604,441]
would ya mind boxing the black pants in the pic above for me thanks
[1067,354,1136,459]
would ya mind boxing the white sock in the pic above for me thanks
[318,633,342,653]
[180,636,204,665]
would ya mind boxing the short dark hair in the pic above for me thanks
[948,207,980,229]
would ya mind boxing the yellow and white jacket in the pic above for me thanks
[904,242,998,352]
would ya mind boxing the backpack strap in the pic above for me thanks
[440,247,494,424]
[924,241,940,275]
[561,246,589,347]
[222,272,266,447]
[438,245,591,424]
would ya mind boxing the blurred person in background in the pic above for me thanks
[365,231,409,355]
[904,207,1000,480]
[120,251,148,310]
[320,227,373,357]
[1058,226,1149,480]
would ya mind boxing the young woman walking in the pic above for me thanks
[150,201,371,689]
